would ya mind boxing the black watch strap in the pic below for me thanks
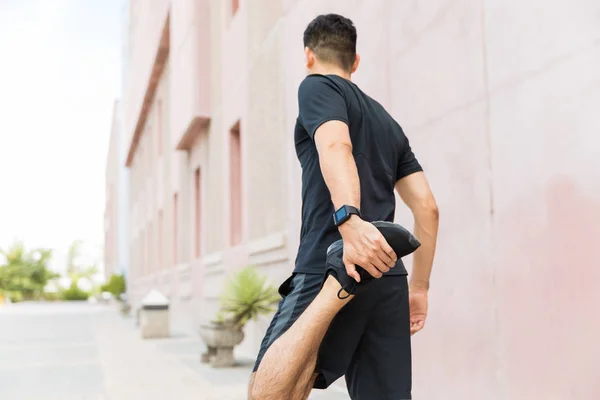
[333,205,362,226]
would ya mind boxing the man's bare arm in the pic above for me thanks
[314,120,396,280]
[314,120,360,210]
[395,171,439,291]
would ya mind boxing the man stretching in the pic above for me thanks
[249,14,439,400]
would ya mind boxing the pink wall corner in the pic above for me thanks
[123,0,171,150]
[193,0,211,117]
[169,0,211,141]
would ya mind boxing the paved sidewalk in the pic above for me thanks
[0,302,349,400]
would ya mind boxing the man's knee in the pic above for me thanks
[249,375,292,400]
[249,373,271,400]
[249,384,273,400]
[249,381,277,400]
[248,385,262,400]
[248,373,260,400]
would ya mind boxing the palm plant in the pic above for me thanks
[219,266,280,328]
[65,240,98,285]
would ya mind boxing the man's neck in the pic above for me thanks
[309,65,351,80]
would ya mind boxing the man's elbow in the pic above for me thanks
[414,198,439,221]
[429,200,440,220]
[322,141,352,155]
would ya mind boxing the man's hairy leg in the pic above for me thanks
[249,365,316,400]
[248,374,255,400]
[250,276,352,400]
[292,370,318,400]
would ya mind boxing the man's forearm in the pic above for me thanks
[319,142,361,210]
[316,124,397,278]
[409,208,439,290]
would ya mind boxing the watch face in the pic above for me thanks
[334,207,348,224]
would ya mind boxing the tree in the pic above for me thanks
[65,240,98,285]
[0,242,59,302]
[56,240,98,301]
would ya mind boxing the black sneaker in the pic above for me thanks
[324,221,421,299]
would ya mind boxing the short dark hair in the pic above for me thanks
[303,14,357,72]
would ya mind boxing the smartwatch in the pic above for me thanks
[333,205,362,226]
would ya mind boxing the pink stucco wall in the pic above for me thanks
[118,0,600,398]
[104,100,120,280]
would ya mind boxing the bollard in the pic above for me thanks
[139,290,170,339]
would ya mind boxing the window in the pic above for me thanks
[194,168,201,258]
[232,0,239,15]
[173,193,178,265]
[158,209,163,268]
[229,121,242,246]
[157,99,163,156]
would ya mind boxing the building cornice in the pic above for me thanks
[125,14,170,167]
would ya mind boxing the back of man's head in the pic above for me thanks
[303,14,357,73]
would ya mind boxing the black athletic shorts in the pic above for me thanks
[253,273,412,400]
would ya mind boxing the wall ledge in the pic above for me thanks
[248,231,287,256]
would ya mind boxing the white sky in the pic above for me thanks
[0,0,123,271]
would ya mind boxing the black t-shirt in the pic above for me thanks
[294,74,423,275]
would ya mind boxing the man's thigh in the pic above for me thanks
[346,276,412,400]
[313,283,378,389]
[252,273,322,373]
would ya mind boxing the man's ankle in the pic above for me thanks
[322,275,354,302]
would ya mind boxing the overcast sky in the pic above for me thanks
[0,0,123,270]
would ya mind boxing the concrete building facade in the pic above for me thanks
[104,100,130,281]
[104,0,131,283]
[114,0,600,398]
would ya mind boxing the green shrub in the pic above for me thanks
[41,291,60,301]
[61,282,90,301]
[101,274,126,298]
[0,243,58,302]
[4,290,24,303]
[219,266,280,328]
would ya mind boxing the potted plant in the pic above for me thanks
[199,266,279,367]
[101,274,129,315]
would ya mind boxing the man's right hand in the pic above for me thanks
[408,287,428,335]
[338,216,397,282]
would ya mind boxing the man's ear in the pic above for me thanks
[305,47,316,69]
[351,54,360,74]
